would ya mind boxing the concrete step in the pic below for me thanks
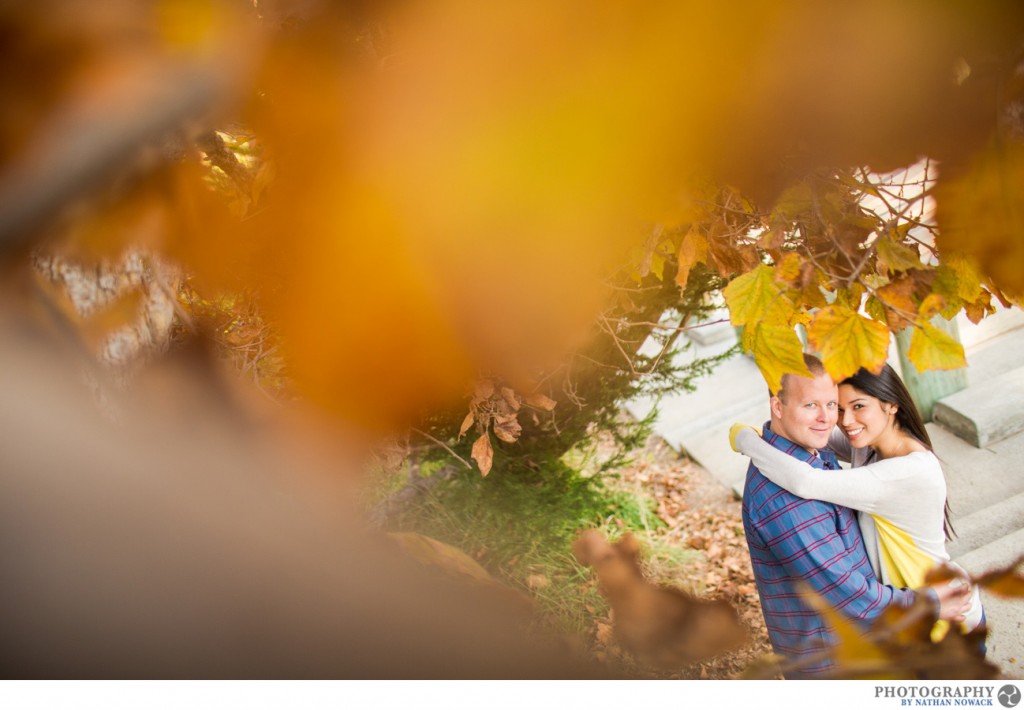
[927,423,1024,518]
[674,401,769,498]
[960,312,1024,378]
[953,527,1024,679]
[933,366,1024,448]
[947,490,1024,559]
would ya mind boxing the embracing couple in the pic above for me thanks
[732,353,984,678]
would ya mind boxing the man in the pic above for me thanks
[739,354,966,678]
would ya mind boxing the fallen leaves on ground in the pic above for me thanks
[583,436,776,679]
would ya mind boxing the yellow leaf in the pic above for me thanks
[807,305,890,382]
[471,433,494,476]
[875,234,921,275]
[796,583,900,679]
[865,296,886,325]
[745,323,812,395]
[773,252,803,285]
[841,283,866,311]
[722,264,789,327]
[675,227,708,292]
[918,293,946,320]
[946,256,984,304]
[907,320,966,372]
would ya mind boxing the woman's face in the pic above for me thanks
[838,384,895,449]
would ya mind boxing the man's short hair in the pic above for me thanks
[773,353,827,403]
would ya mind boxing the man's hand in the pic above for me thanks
[929,577,974,623]
[729,423,760,453]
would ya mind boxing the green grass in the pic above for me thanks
[380,445,698,638]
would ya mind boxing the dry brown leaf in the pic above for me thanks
[974,556,1024,598]
[524,392,557,411]
[471,432,493,476]
[493,416,522,444]
[388,532,497,586]
[500,386,520,411]
[525,574,550,590]
[458,411,475,439]
[686,535,708,550]
[573,530,746,668]
[474,379,495,400]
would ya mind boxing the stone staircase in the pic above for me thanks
[626,306,1024,678]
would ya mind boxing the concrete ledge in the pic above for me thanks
[954,527,1024,679]
[946,490,1024,559]
[933,366,1024,448]
[685,319,737,347]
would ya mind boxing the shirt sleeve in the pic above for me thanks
[750,492,916,623]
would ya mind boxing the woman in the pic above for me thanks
[730,364,984,638]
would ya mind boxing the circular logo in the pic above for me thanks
[999,685,1021,709]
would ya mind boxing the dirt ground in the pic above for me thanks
[590,436,777,679]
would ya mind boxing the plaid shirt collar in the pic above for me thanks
[761,422,837,470]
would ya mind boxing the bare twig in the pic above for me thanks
[411,427,473,470]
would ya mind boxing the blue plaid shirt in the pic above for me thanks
[741,424,916,678]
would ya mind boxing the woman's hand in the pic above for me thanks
[930,577,974,623]
[729,423,760,453]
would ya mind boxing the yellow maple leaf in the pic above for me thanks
[722,264,790,327]
[945,254,985,304]
[797,583,903,680]
[875,233,922,275]
[772,252,803,285]
[807,305,890,381]
[744,323,812,395]
[907,320,966,372]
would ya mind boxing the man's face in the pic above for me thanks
[770,373,839,452]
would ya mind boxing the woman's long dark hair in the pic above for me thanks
[841,364,956,540]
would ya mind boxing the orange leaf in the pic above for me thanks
[874,277,917,330]
[675,226,708,292]
[975,556,1024,598]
